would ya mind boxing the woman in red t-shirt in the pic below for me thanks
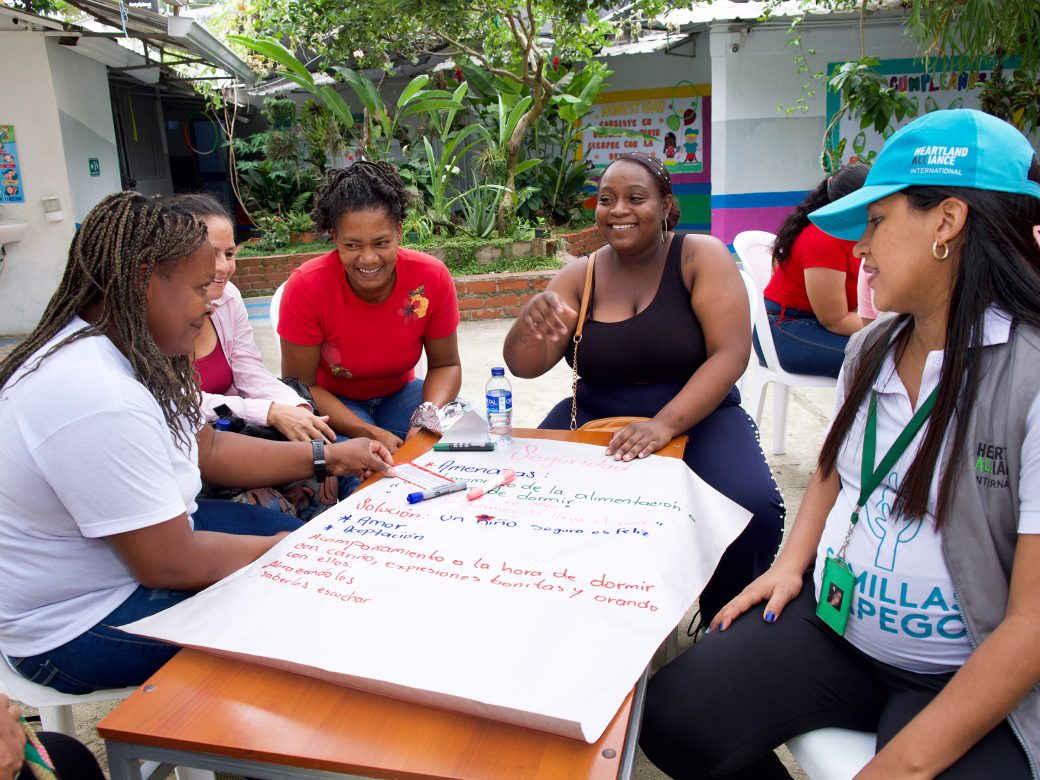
[278,162,462,468]
[761,163,869,377]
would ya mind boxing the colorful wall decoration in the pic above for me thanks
[825,57,1012,167]
[0,125,25,204]
[581,82,712,232]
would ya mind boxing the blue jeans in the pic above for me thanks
[334,378,424,497]
[756,299,850,378]
[8,500,300,694]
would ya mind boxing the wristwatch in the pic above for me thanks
[311,439,328,480]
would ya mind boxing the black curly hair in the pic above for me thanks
[311,160,416,233]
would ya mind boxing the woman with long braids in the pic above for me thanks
[278,161,462,466]
[761,163,870,377]
[0,192,394,693]
[503,151,784,626]
[641,110,1040,778]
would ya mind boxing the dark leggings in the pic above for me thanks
[18,731,105,780]
[540,381,785,620]
[639,573,1031,779]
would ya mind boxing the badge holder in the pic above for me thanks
[817,552,855,636]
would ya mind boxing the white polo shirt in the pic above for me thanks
[813,308,1040,673]
[0,318,201,657]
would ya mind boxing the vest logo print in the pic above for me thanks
[974,441,1009,489]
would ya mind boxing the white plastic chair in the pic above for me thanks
[0,653,215,779]
[270,280,428,379]
[786,727,876,780]
[735,252,837,456]
[732,230,777,291]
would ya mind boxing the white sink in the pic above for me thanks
[0,220,28,245]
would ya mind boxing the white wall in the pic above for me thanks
[48,40,121,224]
[709,16,920,196]
[599,44,712,91]
[0,32,78,335]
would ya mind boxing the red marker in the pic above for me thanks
[467,469,516,501]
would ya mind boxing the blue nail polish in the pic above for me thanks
[765,611,776,623]
[718,622,726,631]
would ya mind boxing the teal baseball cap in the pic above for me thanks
[810,109,1040,240]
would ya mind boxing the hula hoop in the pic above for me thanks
[184,112,220,155]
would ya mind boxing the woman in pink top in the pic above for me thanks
[169,193,335,443]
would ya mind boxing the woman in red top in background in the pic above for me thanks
[761,163,869,377]
[278,161,462,465]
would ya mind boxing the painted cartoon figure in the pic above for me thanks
[683,128,700,164]
[663,132,677,160]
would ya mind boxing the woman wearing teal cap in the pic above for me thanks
[641,109,1040,778]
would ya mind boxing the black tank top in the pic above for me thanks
[566,235,708,384]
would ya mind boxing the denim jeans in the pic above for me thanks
[8,500,299,694]
[334,378,424,497]
[757,299,850,378]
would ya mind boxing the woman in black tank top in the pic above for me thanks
[504,152,784,624]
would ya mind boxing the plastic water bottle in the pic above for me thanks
[485,367,513,445]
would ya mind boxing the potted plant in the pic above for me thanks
[285,209,316,244]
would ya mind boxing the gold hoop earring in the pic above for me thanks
[932,241,950,261]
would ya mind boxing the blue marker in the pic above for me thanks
[407,481,468,504]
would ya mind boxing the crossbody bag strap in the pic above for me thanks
[574,252,595,340]
[570,253,596,429]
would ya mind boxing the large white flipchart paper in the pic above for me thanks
[122,438,751,742]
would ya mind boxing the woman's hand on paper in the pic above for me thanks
[267,403,336,443]
[521,291,576,342]
[606,419,675,461]
[327,438,396,481]
[709,564,805,633]
[0,694,25,780]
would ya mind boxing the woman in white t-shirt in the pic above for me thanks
[641,111,1040,778]
[0,192,395,694]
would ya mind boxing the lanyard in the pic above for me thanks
[836,383,941,559]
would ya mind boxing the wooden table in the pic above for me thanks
[100,428,684,780]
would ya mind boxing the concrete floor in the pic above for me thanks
[11,302,834,779]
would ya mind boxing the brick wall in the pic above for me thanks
[454,270,555,320]
[234,251,325,294]
[236,250,558,320]
[556,225,605,257]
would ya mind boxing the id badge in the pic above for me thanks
[817,554,855,636]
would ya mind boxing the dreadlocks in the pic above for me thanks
[311,160,415,232]
[0,191,209,451]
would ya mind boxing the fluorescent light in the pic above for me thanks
[166,16,255,85]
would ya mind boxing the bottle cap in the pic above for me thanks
[491,367,505,376]
[215,417,232,431]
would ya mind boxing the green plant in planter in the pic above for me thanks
[284,209,315,235]
[402,209,434,245]
[253,213,292,252]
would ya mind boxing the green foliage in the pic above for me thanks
[224,0,663,233]
[4,0,72,16]
[231,131,319,219]
[979,63,1040,137]
[822,57,916,173]
[229,35,356,130]
[284,209,315,234]
[773,0,1040,171]
[906,0,1040,73]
